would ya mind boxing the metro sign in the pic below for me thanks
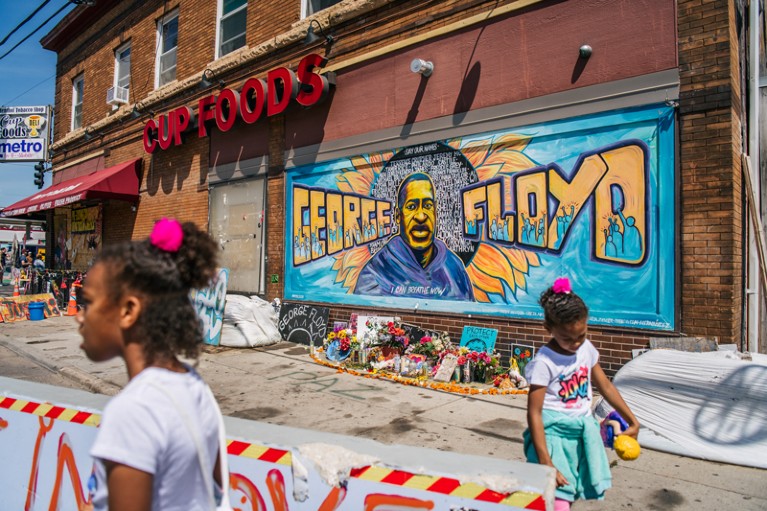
[143,53,334,153]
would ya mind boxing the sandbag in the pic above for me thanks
[221,294,281,348]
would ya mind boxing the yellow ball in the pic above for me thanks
[614,435,641,460]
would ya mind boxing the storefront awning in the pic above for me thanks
[1,158,140,217]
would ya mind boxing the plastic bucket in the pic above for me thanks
[28,302,45,321]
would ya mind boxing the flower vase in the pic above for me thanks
[474,365,486,383]
[462,361,473,383]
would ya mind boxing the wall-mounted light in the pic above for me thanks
[130,105,142,119]
[410,58,434,77]
[199,68,225,90]
[83,127,103,142]
[305,19,334,47]
[579,44,593,59]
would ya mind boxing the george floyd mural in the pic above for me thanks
[285,104,675,330]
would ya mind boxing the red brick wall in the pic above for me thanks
[677,0,743,344]
[46,0,747,373]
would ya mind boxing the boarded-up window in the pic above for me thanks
[209,178,266,294]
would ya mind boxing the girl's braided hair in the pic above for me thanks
[539,278,589,328]
[95,221,218,364]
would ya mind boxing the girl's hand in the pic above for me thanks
[622,422,640,439]
[555,469,570,487]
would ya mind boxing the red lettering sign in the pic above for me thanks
[143,53,334,153]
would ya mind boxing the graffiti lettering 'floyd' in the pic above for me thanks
[285,105,676,330]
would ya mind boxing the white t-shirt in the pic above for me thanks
[89,366,219,511]
[524,339,599,417]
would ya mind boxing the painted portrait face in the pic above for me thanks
[398,177,436,251]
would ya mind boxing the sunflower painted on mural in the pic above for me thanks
[332,134,541,303]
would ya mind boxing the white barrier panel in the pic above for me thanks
[0,377,554,510]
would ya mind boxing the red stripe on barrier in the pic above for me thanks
[45,406,65,419]
[525,496,547,510]
[426,477,461,494]
[259,448,289,463]
[381,469,414,486]
[227,440,249,456]
[70,411,91,424]
[349,466,370,478]
[0,397,16,409]
[21,401,39,413]
[475,489,506,503]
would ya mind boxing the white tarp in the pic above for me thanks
[609,349,767,469]
[221,294,281,347]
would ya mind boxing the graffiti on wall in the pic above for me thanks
[285,105,676,330]
[0,389,549,510]
[191,267,229,345]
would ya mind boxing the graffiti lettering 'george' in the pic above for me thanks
[292,187,393,265]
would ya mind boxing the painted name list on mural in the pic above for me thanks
[284,105,676,330]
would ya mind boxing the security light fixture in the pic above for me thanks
[579,44,593,59]
[410,58,434,77]
[199,68,225,90]
[304,19,334,47]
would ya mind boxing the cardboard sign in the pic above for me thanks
[460,326,498,353]
[278,303,329,346]
[401,323,440,345]
[433,354,458,382]
[511,344,535,375]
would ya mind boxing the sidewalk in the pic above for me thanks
[1,313,765,510]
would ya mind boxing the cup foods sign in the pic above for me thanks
[0,106,50,162]
[143,53,334,153]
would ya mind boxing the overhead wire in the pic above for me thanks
[0,1,71,63]
[0,0,53,47]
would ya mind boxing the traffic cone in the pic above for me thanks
[66,290,78,316]
[13,279,20,297]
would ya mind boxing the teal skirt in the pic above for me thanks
[523,409,612,502]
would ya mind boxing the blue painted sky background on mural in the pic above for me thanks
[0,1,74,209]
[284,104,676,330]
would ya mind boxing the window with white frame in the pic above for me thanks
[217,0,247,58]
[155,10,178,88]
[71,74,84,131]
[302,0,343,18]
[114,42,131,91]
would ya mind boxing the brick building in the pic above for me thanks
[3,0,762,372]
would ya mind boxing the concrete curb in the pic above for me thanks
[0,337,121,396]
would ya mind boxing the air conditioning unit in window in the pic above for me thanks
[106,86,129,106]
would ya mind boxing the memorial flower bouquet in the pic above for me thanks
[367,319,410,351]
[407,331,453,360]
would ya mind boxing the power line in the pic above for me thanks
[0,72,56,106]
[0,0,53,47]
[0,2,71,63]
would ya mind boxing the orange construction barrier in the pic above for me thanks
[66,290,78,316]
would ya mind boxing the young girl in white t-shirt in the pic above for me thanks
[77,218,224,511]
[524,277,639,511]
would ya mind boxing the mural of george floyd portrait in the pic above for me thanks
[285,104,675,331]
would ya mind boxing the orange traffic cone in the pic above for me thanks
[66,290,78,316]
[13,279,20,297]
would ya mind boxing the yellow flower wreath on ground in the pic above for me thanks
[310,350,528,396]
